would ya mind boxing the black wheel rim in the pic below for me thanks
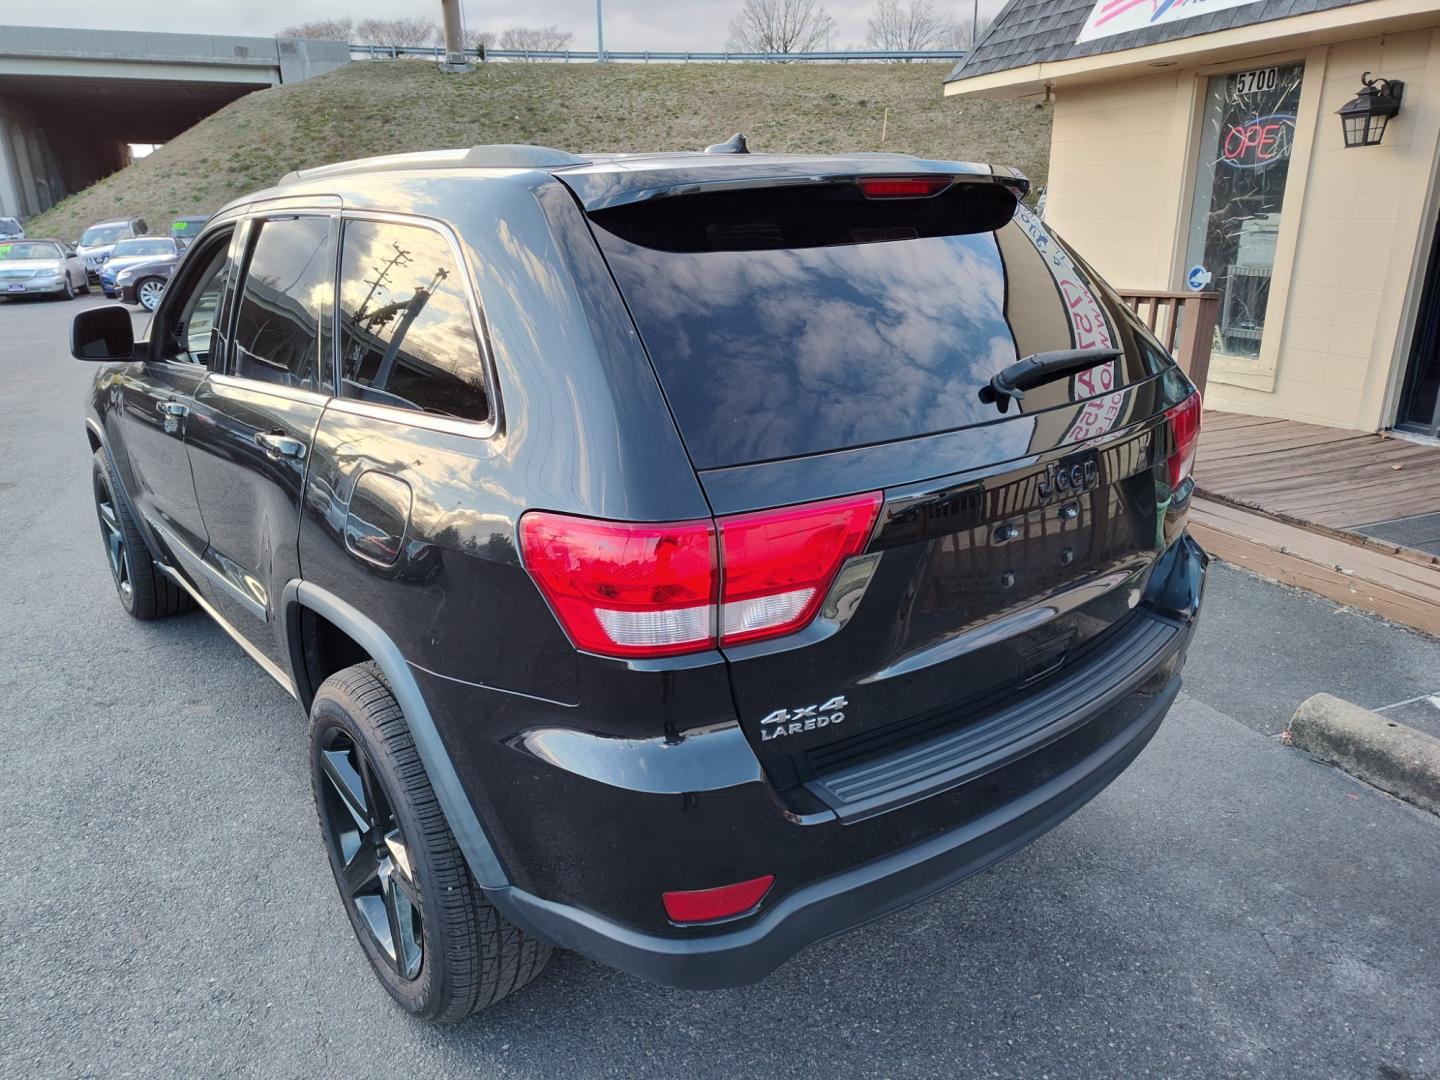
[93,468,133,605]
[317,728,424,980]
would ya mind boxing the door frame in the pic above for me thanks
[1394,206,1440,438]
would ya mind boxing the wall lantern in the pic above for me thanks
[1337,72,1404,147]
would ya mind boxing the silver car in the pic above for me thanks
[0,239,89,299]
[0,217,22,240]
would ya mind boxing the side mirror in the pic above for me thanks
[71,305,136,362]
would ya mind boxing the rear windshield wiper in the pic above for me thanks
[978,348,1124,414]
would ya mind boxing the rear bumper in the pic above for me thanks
[2,279,66,295]
[491,667,1182,989]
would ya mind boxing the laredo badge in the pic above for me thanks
[760,696,847,742]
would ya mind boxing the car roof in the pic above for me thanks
[229,143,1027,217]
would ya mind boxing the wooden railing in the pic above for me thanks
[1117,290,1219,396]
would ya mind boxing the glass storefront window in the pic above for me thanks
[1184,63,1304,361]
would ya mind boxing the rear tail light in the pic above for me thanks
[517,514,716,658]
[1165,392,1202,490]
[857,176,953,199]
[719,493,882,646]
[519,492,882,659]
[662,874,775,923]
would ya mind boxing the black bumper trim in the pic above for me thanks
[486,673,1180,990]
[809,612,1182,821]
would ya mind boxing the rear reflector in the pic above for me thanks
[662,874,775,923]
[1165,392,1202,490]
[857,176,953,199]
[719,492,883,646]
[519,492,882,659]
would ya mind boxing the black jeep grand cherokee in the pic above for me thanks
[72,143,1206,1022]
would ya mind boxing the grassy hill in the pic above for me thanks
[26,60,1050,241]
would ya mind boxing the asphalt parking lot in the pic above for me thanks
[3,293,1439,1079]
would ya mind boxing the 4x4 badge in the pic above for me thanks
[760,696,847,741]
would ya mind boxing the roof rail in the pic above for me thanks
[277,144,588,186]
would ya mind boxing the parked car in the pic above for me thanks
[75,216,148,280]
[98,236,181,309]
[0,216,23,240]
[169,216,210,249]
[70,144,1207,1023]
[0,238,87,299]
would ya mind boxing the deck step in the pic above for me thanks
[1189,497,1440,638]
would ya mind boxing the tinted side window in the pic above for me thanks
[232,217,334,391]
[337,219,489,423]
[160,238,232,366]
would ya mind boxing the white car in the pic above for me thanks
[75,217,148,279]
[0,217,23,240]
[0,239,89,299]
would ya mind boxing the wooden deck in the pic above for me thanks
[1188,411,1440,637]
[1194,411,1440,531]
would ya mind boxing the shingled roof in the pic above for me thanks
[947,0,1371,82]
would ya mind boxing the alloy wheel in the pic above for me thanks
[138,280,164,311]
[93,468,133,605]
[317,727,424,980]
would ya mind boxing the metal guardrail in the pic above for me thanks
[349,44,967,63]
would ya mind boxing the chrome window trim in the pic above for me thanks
[208,371,331,407]
[334,209,502,441]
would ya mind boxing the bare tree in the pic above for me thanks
[498,25,575,59]
[278,17,353,41]
[726,0,837,55]
[466,28,496,54]
[865,0,960,56]
[356,16,439,49]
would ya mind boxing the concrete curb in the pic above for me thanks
[1288,694,1440,817]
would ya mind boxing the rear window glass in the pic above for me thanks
[591,184,1166,469]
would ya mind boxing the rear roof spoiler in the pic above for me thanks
[558,158,1029,213]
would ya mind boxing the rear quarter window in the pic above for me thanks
[337,219,491,424]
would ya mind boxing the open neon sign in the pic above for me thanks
[1220,114,1294,169]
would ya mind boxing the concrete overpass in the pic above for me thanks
[0,26,350,221]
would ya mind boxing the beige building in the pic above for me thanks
[946,0,1440,439]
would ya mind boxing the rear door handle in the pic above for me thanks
[157,401,188,418]
[255,431,306,460]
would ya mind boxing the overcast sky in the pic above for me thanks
[1,1,1008,52]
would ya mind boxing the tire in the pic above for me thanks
[91,447,194,619]
[309,662,551,1023]
[78,276,91,295]
[60,275,75,300]
[136,277,165,312]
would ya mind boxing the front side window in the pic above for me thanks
[337,219,490,423]
[162,243,231,366]
[1184,63,1304,361]
[231,217,334,391]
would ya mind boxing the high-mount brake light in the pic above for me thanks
[519,492,883,659]
[1165,392,1202,490]
[662,874,775,923]
[857,176,953,199]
